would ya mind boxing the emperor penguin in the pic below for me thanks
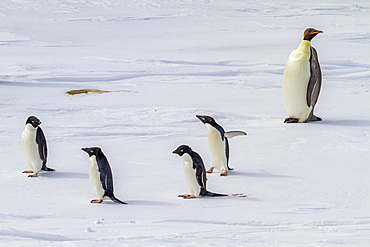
[283,28,323,123]
[196,115,246,176]
[172,145,227,199]
[81,147,126,204]
[21,116,55,177]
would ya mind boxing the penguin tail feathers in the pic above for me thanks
[205,191,228,197]
[225,131,247,138]
[109,195,127,204]
[42,166,55,172]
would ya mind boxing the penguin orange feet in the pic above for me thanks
[28,173,38,177]
[284,117,299,123]
[220,171,228,176]
[91,199,103,203]
[178,194,196,199]
[206,167,214,173]
[22,170,33,173]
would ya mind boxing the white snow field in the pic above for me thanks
[1,0,369,246]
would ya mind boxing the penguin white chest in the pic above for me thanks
[206,124,227,171]
[283,40,312,122]
[21,126,42,172]
[88,156,105,199]
[182,154,200,197]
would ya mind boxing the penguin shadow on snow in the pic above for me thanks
[41,171,88,179]
[319,119,370,127]
[230,169,300,179]
[123,200,176,206]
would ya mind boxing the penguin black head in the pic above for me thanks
[82,147,102,157]
[303,28,323,41]
[25,116,41,128]
[196,115,216,125]
[172,145,192,156]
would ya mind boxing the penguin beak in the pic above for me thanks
[196,115,205,123]
[313,30,323,34]
[172,149,182,156]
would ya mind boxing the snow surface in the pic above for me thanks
[1,0,369,246]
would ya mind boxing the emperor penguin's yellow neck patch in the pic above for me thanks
[297,40,311,55]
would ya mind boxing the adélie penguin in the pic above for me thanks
[196,115,247,176]
[172,145,246,198]
[21,116,55,177]
[283,28,323,123]
[82,147,126,204]
[172,145,227,199]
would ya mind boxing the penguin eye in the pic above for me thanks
[180,149,184,153]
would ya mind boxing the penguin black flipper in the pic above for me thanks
[216,125,226,141]
[225,138,233,171]
[36,127,54,172]
[191,151,207,192]
[306,46,322,122]
[96,154,114,196]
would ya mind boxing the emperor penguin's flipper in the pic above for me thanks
[224,131,247,138]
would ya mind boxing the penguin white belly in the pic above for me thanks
[182,153,200,197]
[21,129,42,173]
[207,127,227,171]
[89,156,105,199]
[283,42,312,122]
